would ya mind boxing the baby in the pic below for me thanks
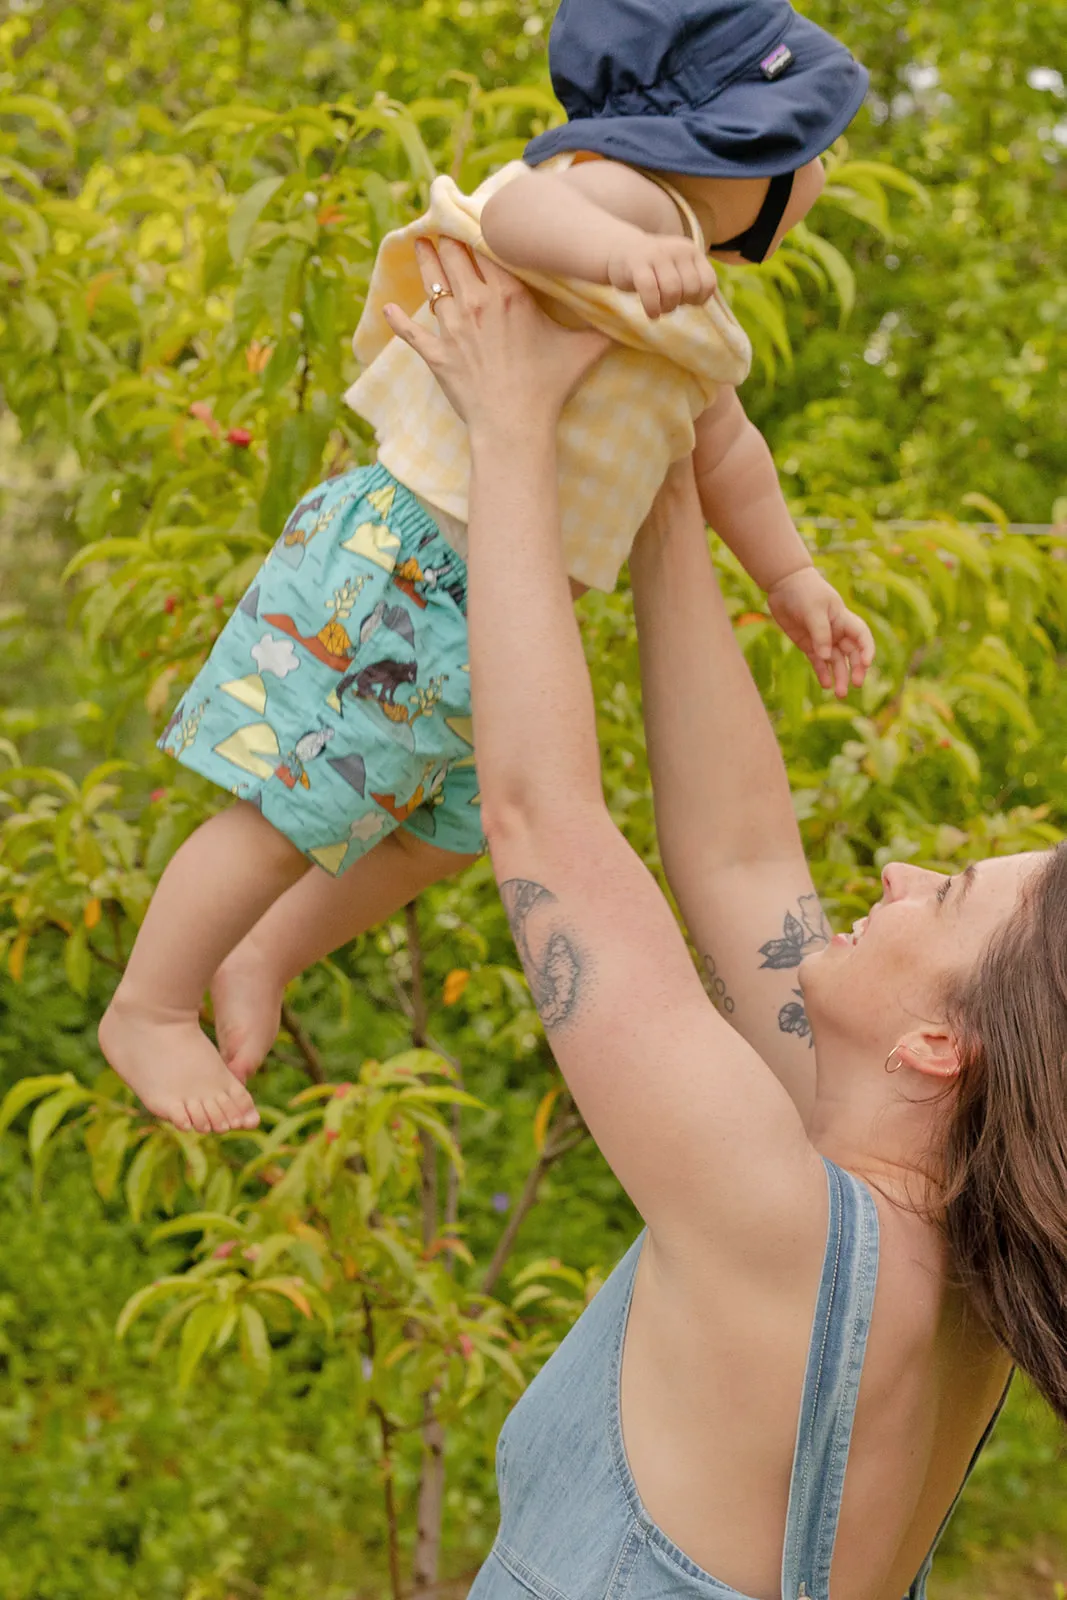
[100,0,874,1132]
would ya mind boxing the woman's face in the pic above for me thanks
[800,852,1045,1049]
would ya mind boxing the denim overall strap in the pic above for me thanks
[905,1371,1014,1598]
[780,1159,880,1600]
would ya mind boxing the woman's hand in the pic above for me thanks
[383,238,611,442]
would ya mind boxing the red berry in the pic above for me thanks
[150,788,166,803]
[226,427,253,448]
[325,1129,339,1144]
[163,595,177,615]
[214,595,224,610]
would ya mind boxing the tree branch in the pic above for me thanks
[480,1100,587,1298]
[279,1002,324,1083]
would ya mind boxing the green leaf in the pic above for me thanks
[149,1212,248,1244]
[259,411,330,537]
[0,155,43,197]
[89,1115,133,1202]
[791,224,855,322]
[960,492,1009,530]
[125,1129,169,1223]
[183,105,280,133]
[0,1074,78,1139]
[177,1300,224,1390]
[857,570,939,640]
[28,1086,90,1163]
[238,1302,272,1379]
[63,925,91,997]
[214,1303,240,1352]
[228,175,287,265]
[259,238,307,335]
[0,94,76,146]
[20,296,60,353]
[832,160,929,209]
[954,672,1037,736]
[116,1276,204,1339]
[396,1085,483,1109]
[174,1128,210,1190]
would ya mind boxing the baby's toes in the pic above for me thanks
[198,1094,234,1134]
[221,1083,260,1132]
[184,1098,214,1135]
[167,1101,195,1133]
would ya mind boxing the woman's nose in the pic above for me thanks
[882,862,938,901]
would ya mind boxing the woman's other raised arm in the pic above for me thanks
[383,243,822,1262]
[630,464,828,1119]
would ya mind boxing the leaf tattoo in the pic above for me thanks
[758,894,831,970]
[500,879,583,1031]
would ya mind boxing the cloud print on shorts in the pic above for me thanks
[251,633,301,679]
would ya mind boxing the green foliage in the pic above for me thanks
[2,1,1067,1597]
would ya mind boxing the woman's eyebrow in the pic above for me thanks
[955,862,979,906]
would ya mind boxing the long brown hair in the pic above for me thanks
[939,842,1067,1423]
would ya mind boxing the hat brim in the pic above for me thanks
[525,9,869,180]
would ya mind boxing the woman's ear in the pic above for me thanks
[895,1026,962,1081]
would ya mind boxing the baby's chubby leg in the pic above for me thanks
[99,801,309,1133]
[211,831,480,1082]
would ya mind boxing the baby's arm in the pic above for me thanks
[481,162,717,318]
[693,386,810,591]
[694,387,874,695]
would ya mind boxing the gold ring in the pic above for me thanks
[428,283,453,314]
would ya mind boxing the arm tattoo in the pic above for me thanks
[701,952,736,1016]
[758,893,831,1049]
[500,879,584,1031]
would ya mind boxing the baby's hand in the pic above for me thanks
[606,233,717,319]
[766,567,875,699]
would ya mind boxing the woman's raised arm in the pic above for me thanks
[383,243,822,1259]
[630,466,827,1117]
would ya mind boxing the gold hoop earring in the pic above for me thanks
[884,1049,902,1074]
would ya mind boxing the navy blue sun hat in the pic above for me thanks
[524,0,869,181]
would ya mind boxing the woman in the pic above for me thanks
[384,238,1067,1600]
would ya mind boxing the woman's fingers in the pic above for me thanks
[435,237,488,310]
[383,302,438,366]
[413,237,449,301]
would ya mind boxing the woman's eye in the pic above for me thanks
[936,878,952,905]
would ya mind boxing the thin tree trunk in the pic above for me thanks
[364,1305,404,1600]
[407,899,447,1590]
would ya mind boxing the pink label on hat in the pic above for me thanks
[760,43,794,80]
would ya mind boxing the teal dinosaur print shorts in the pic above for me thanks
[159,465,483,877]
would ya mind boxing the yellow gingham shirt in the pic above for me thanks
[345,154,752,593]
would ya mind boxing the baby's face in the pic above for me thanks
[675,158,827,263]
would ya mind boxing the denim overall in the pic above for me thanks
[470,1159,1008,1600]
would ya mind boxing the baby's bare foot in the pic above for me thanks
[98,990,260,1134]
[210,941,284,1084]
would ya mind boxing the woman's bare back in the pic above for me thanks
[621,1180,1011,1600]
